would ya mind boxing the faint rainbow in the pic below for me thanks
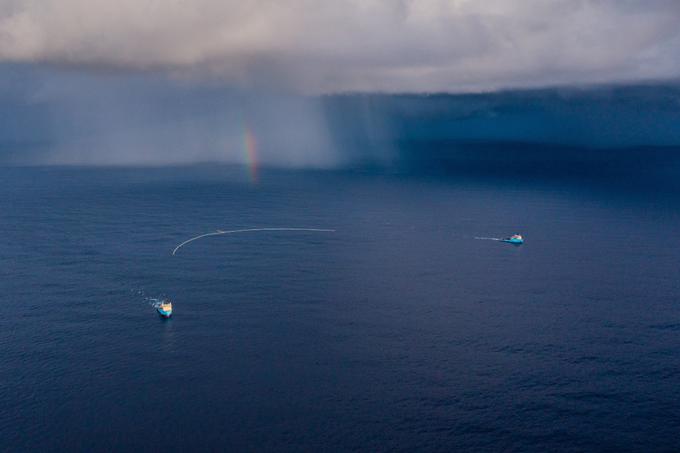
[243,126,259,184]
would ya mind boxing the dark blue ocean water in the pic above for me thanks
[2,164,680,452]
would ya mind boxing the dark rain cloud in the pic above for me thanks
[1,0,680,93]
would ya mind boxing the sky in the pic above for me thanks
[2,0,680,93]
[1,1,680,166]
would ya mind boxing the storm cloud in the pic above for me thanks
[1,0,680,93]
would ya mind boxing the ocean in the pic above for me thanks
[2,163,680,451]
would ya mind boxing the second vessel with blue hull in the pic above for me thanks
[503,234,524,245]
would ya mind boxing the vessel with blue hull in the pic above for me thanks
[157,301,173,318]
[502,234,524,245]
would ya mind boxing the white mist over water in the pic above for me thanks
[3,65,680,169]
[2,67,343,167]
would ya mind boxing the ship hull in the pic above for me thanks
[157,308,172,318]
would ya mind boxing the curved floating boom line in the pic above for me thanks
[172,227,336,256]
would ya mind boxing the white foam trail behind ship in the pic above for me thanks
[172,227,336,255]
